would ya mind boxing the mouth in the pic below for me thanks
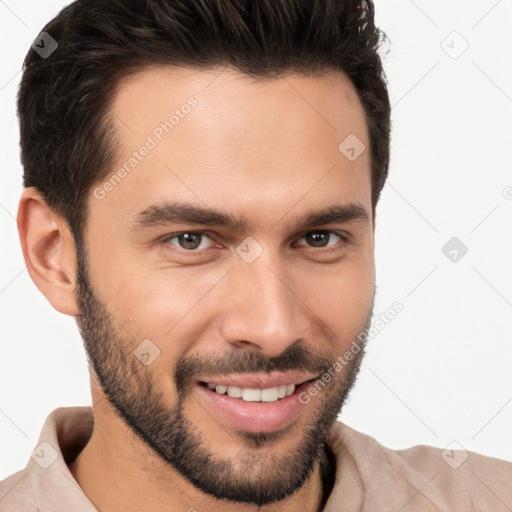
[197,377,316,403]
[195,375,318,433]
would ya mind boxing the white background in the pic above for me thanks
[1,0,511,481]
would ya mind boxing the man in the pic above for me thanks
[1,0,511,510]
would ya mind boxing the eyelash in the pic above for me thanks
[159,230,349,255]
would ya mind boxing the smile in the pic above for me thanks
[195,375,318,432]
[200,381,303,402]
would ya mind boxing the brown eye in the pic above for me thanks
[164,232,215,251]
[297,231,343,249]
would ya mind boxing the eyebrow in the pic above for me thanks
[133,201,369,232]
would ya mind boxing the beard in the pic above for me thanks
[75,247,374,507]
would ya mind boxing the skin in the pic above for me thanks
[17,66,376,512]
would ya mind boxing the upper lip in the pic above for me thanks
[197,371,318,389]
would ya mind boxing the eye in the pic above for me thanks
[160,229,348,255]
[163,231,215,251]
[295,231,346,250]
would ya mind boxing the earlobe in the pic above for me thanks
[16,187,79,317]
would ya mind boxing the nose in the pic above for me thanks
[219,252,311,357]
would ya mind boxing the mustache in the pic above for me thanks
[174,343,335,394]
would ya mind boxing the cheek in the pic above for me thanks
[91,259,222,355]
[308,278,372,317]
[298,259,374,340]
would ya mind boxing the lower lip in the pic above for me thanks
[195,381,312,433]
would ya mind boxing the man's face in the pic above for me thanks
[76,66,375,506]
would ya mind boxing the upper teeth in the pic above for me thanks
[207,383,296,402]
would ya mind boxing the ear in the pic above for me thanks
[16,187,79,316]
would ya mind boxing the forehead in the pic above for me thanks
[90,65,371,231]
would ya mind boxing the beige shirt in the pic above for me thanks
[1,406,511,511]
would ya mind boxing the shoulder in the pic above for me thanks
[0,405,94,511]
[327,421,512,511]
[0,468,38,511]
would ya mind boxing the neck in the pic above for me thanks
[69,401,327,512]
